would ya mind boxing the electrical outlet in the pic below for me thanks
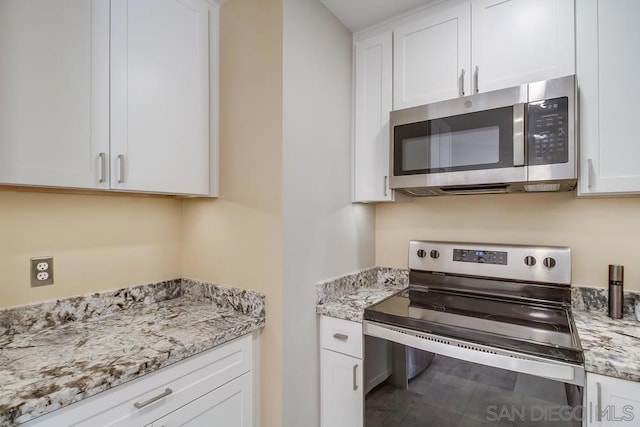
[31,257,54,287]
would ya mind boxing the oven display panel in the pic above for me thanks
[453,249,507,265]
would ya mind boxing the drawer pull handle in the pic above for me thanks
[134,388,173,409]
[333,333,349,341]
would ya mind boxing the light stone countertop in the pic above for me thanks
[316,282,406,322]
[315,267,409,323]
[0,279,265,426]
[573,311,640,382]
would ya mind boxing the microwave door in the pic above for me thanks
[389,85,529,193]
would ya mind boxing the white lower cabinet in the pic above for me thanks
[586,373,640,426]
[320,316,363,427]
[149,372,252,427]
[23,334,255,427]
[321,349,363,427]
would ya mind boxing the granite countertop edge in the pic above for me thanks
[0,279,266,426]
[573,310,640,383]
[315,267,409,323]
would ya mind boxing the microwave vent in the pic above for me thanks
[439,184,510,195]
[402,188,439,197]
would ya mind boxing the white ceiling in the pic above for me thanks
[318,0,436,32]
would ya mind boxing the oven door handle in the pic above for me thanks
[363,321,582,385]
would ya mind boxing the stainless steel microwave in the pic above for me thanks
[389,75,577,196]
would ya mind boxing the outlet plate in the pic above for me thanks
[31,257,54,287]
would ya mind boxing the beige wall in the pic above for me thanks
[377,192,640,290]
[0,191,182,308]
[181,0,284,426]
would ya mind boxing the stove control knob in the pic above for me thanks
[524,256,537,267]
[543,257,557,268]
[430,250,440,259]
[417,249,427,258]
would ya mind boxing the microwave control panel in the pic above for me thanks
[527,97,569,166]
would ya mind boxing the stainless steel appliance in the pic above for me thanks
[363,241,584,426]
[389,75,576,196]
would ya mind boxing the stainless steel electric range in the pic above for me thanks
[363,241,584,426]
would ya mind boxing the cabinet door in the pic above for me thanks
[353,32,393,202]
[0,0,109,189]
[472,0,575,93]
[577,0,640,195]
[110,0,210,195]
[586,373,640,426]
[393,2,471,109]
[150,372,253,427]
[321,349,363,427]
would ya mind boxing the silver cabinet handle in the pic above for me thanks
[474,66,479,93]
[352,364,358,391]
[134,388,172,409]
[460,68,465,96]
[117,154,125,184]
[596,381,602,422]
[587,158,594,189]
[383,176,388,197]
[333,333,348,341]
[98,153,106,183]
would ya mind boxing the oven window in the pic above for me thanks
[393,106,515,176]
[365,346,582,427]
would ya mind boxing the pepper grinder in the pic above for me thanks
[609,264,624,319]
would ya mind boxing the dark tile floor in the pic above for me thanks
[364,355,580,427]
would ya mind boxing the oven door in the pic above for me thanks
[364,321,584,427]
[389,85,527,191]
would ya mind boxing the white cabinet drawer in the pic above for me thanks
[149,371,253,427]
[24,334,253,427]
[321,316,363,358]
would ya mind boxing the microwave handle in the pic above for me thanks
[513,103,525,166]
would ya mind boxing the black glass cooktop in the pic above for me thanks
[364,288,583,364]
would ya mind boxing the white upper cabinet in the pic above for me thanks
[110,0,211,195]
[472,0,575,94]
[0,0,110,189]
[393,2,471,110]
[353,32,393,202]
[577,0,640,195]
[392,0,575,109]
[0,0,217,196]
